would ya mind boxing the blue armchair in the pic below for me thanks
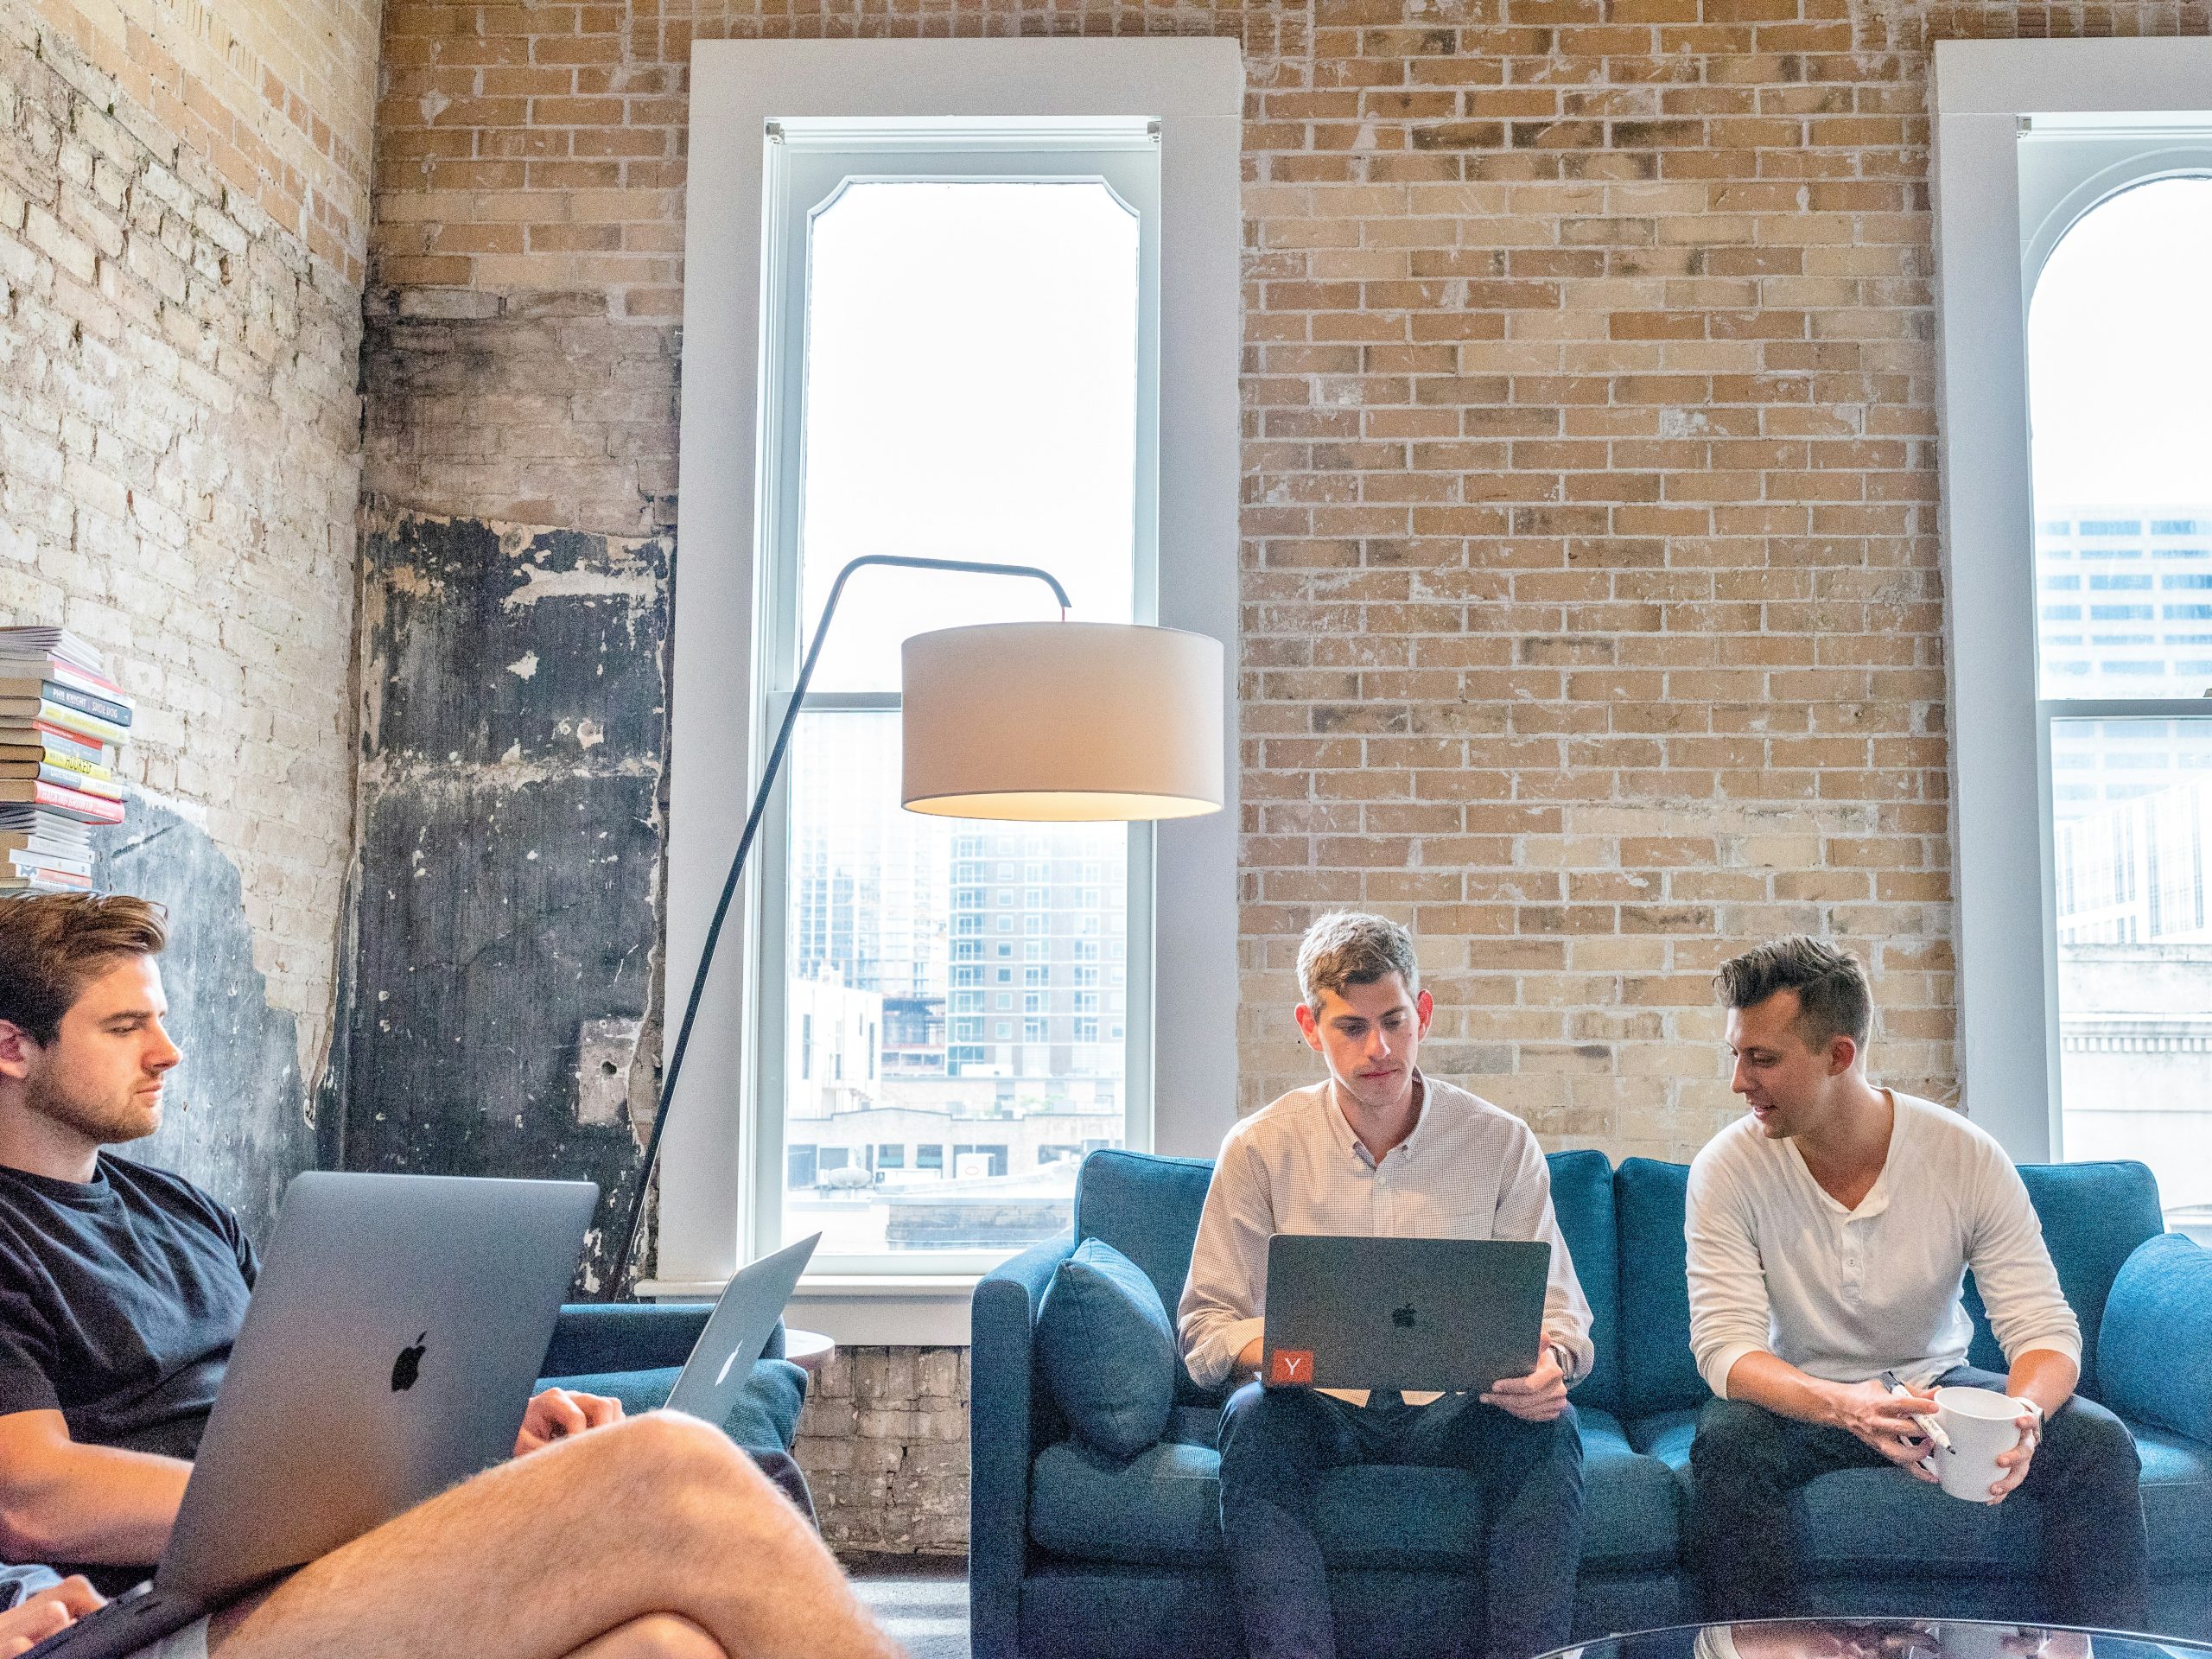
[973,1148,2212,1659]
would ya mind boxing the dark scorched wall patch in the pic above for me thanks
[342,510,669,1290]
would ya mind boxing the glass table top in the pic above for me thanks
[1553,1622,2212,1659]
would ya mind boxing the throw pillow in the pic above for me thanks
[2095,1230,2212,1444]
[1037,1236,1177,1460]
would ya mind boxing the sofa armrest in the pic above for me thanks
[2096,1231,2212,1443]
[540,1301,721,1376]
[970,1233,1076,1659]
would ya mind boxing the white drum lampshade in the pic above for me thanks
[901,621,1224,821]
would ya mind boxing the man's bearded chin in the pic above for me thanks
[25,1069,162,1145]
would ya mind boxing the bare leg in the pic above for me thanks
[204,1414,896,1659]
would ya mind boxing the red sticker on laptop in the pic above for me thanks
[1268,1348,1314,1386]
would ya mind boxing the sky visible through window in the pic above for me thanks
[2030,177,2212,512]
[797,180,1140,692]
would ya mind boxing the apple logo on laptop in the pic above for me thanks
[1392,1303,1417,1329]
[391,1332,429,1392]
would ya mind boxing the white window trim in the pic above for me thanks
[655,40,1243,1342]
[1931,38,2212,1160]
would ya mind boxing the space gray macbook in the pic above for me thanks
[1260,1234,1552,1394]
[30,1171,597,1659]
[664,1231,820,1424]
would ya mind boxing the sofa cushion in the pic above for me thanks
[1168,1405,1223,1446]
[537,1357,806,1454]
[1961,1161,2164,1402]
[1579,1407,1681,1572]
[1548,1150,1622,1418]
[2138,1425,2212,1572]
[1630,1406,1698,1474]
[1029,1437,1230,1567]
[1614,1160,1703,1419]
[1074,1149,1214,1322]
[1074,1150,1222,1407]
[542,1302,715,1375]
[2097,1232,2212,1443]
[1038,1237,1179,1460]
[1028,1405,1678,1573]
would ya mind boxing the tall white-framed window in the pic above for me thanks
[658,41,1243,1333]
[757,124,1160,1276]
[1934,39,2212,1237]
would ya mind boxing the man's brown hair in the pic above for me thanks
[0,893,168,1045]
[1714,935,1872,1051]
[1296,911,1420,1015]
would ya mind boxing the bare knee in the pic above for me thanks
[571,1613,728,1659]
[578,1411,796,1535]
[626,1613,728,1659]
[569,1409,753,1487]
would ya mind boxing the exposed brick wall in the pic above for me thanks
[23,0,379,281]
[364,0,2210,1550]
[0,0,376,1122]
[797,1347,969,1555]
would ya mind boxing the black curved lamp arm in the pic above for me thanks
[602,554,1074,1298]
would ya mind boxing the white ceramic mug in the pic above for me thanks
[1926,1385,2032,1503]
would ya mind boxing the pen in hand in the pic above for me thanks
[1880,1368,1950,1452]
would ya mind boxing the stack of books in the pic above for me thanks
[0,627,130,893]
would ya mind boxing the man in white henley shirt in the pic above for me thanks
[1684,936,2148,1627]
[1179,912,1592,1659]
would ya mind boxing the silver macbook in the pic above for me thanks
[664,1232,820,1424]
[1261,1234,1552,1394]
[31,1172,597,1658]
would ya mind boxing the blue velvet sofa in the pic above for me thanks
[972,1148,2212,1659]
[536,1304,809,1491]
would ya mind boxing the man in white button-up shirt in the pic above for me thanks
[1179,913,1592,1659]
[1684,937,2148,1627]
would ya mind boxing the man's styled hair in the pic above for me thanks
[0,893,168,1045]
[1714,935,1872,1051]
[1296,911,1419,1014]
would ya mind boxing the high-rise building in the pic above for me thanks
[944,824,1127,1109]
[789,711,950,1000]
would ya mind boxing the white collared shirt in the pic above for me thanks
[1175,1071,1596,1405]
[1686,1088,2083,1398]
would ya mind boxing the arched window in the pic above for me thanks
[2030,172,2212,1217]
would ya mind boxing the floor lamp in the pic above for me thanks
[605,553,1224,1298]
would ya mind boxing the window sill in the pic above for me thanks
[636,1273,980,1348]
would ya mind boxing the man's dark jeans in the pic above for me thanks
[1216,1383,1586,1659]
[1688,1363,2150,1629]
